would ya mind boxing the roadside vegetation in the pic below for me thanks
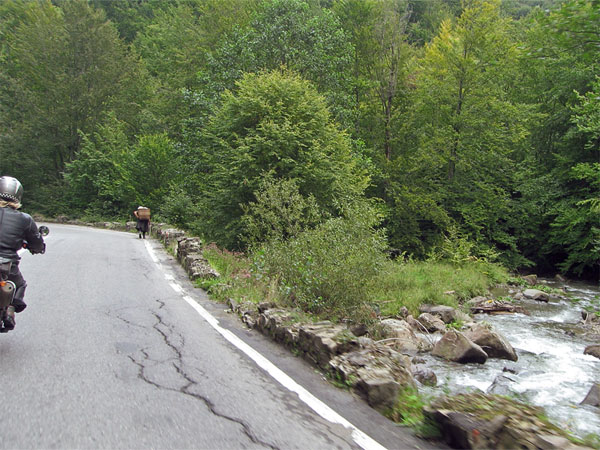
[198,222,508,326]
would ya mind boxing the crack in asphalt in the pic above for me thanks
[121,300,279,450]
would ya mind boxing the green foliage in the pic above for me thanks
[198,0,354,126]
[197,69,369,249]
[1,0,598,281]
[0,0,148,207]
[373,258,508,317]
[125,133,178,211]
[64,115,134,216]
[386,386,427,428]
[253,202,387,319]
[385,183,451,258]
[240,177,322,248]
[199,244,281,306]
[160,186,202,232]
[65,120,177,218]
[514,0,599,278]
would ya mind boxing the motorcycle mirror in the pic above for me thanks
[39,226,49,236]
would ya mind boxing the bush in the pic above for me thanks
[253,202,387,319]
[240,176,323,248]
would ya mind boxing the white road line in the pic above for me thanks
[143,240,387,450]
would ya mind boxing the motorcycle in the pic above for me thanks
[0,225,49,333]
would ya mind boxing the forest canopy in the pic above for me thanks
[0,0,598,279]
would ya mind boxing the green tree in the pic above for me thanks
[199,0,354,127]
[89,0,169,42]
[515,0,599,276]
[399,0,532,266]
[125,133,178,212]
[196,70,369,249]
[0,0,148,210]
[64,114,134,216]
[133,0,260,138]
[334,0,413,160]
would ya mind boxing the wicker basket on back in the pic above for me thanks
[137,208,150,220]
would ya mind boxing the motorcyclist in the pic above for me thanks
[0,176,45,330]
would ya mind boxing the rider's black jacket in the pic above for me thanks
[0,207,45,261]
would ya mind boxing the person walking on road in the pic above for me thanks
[133,206,150,239]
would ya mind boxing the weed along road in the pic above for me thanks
[0,224,438,450]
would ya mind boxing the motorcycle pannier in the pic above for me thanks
[137,208,151,220]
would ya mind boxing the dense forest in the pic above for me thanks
[0,0,598,279]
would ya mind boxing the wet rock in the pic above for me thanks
[415,313,447,333]
[523,274,538,286]
[582,311,600,325]
[412,364,437,386]
[502,362,524,374]
[419,304,466,324]
[379,319,432,352]
[523,289,550,302]
[464,322,518,361]
[432,330,488,364]
[580,383,600,407]
[584,345,600,359]
[424,393,591,450]
[329,345,416,410]
[487,374,516,396]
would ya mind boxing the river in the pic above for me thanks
[418,279,600,440]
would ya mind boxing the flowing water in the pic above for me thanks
[419,279,600,440]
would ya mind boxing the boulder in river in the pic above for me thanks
[464,322,518,361]
[432,330,488,364]
[379,318,432,352]
[584,344,600,360]
[419,304,470,324]
[523,289,550,302]
[580,383,600,407]
[469,297,528,315]
[487,374,517,396]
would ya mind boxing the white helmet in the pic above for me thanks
[0,176,23,203]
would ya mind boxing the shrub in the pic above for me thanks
[240,176,323,249]
[253,201,386,319]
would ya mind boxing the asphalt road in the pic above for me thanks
[0,223,441,450]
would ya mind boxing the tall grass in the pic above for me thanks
[372,259,509,317]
